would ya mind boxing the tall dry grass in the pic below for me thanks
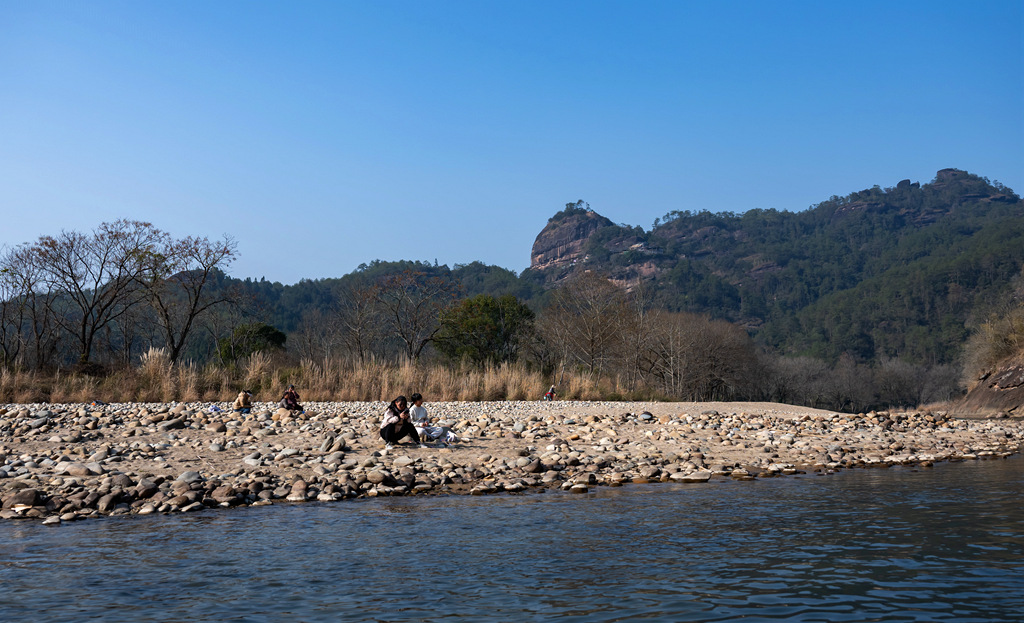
[0,355,639,404]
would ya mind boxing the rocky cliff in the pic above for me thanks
[530,209,613,272]
[955,356,1024,417]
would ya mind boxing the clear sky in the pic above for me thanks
[2,1,1021,284]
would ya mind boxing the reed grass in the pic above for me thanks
[0,353,646,404]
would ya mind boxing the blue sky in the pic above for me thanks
[2,1,1021,284]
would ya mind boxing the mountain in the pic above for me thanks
[523,169,1024,365]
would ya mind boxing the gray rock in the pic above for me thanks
[176,470,204,484]
[89,449,109,462]
[670,471,712,483]
[159,417,186,431]
[3,488,41,508]
[59,462,93,477]
[366,470,388,485]
[97,493,119,513]
[86,459,107,475]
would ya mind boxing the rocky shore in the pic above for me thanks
[3,400,1023,525]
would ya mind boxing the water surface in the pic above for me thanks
[2,457,1023,622]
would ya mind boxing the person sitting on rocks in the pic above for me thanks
[279,385,303,413]
[380,395,425,450]
[233,390,253,414]
[410,392,455,445]
[543,385,556,401]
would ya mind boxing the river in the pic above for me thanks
[2,456,1023,622]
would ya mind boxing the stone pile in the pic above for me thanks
[2,401,1023,525]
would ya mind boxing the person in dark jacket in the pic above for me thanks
[379,395,425,449]
[280,385,303,412]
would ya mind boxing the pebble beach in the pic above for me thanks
[3,400,1023,525]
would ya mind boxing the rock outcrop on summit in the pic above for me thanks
[530,209,612,272]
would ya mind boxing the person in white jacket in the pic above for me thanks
[410,392,455,445]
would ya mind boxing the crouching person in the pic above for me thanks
[233,390,253,414]
[380,395,426,450]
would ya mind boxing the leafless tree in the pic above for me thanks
[135,234,237,363]
[646,312,759,400]
[335,283,385,363]
[824,353,874,412]
[374,271,459,360]
[292,307,343,361]
[617,282,658,391]
[543,272,626,374]
[0,244,61,369]
[28,219,165,365]
[0,248,24,366]
[765,356,830,406]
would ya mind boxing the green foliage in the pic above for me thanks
[548,199,591,223]
[434,294,535,366]
[124,169,1020,375]
[217,322,286,363]
[561,169,1023,366]
[452,261,541,301]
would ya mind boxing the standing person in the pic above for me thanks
[380,395,425,449]
[280,384,303,413]
[233,390,253,414]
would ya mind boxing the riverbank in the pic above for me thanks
[3,400,1023,524]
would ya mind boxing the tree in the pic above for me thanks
[435,294,535,366]
[374,270,460,360]
[1,245,62,370]
[292,308,342,361]
[335,283,385,363]
[617,283,657,392]
[646,312,759,400]
[217,322,286,363]
[29,219,164,366]
[0,249,25,366]
[542,272,625,374]
[135,234,237,363]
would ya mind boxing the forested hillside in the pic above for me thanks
[525,169,1023,366]
[3,168,1021,411]
[188,168,1021,370]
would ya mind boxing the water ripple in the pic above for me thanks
[1,458,1023,621]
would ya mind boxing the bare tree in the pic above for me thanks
[0,244,61,369]
[543,272,626,374]
[335,283,385,363]
[29,219,165,365]
[646,312,759,400]
[292,307,342,361]
[135,234,237,363]
[374,271,459,360]
[617,282,658,391]
[765,356,830,406]
[0,248,24,366]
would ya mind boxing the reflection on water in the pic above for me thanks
[2,457,1023,622]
